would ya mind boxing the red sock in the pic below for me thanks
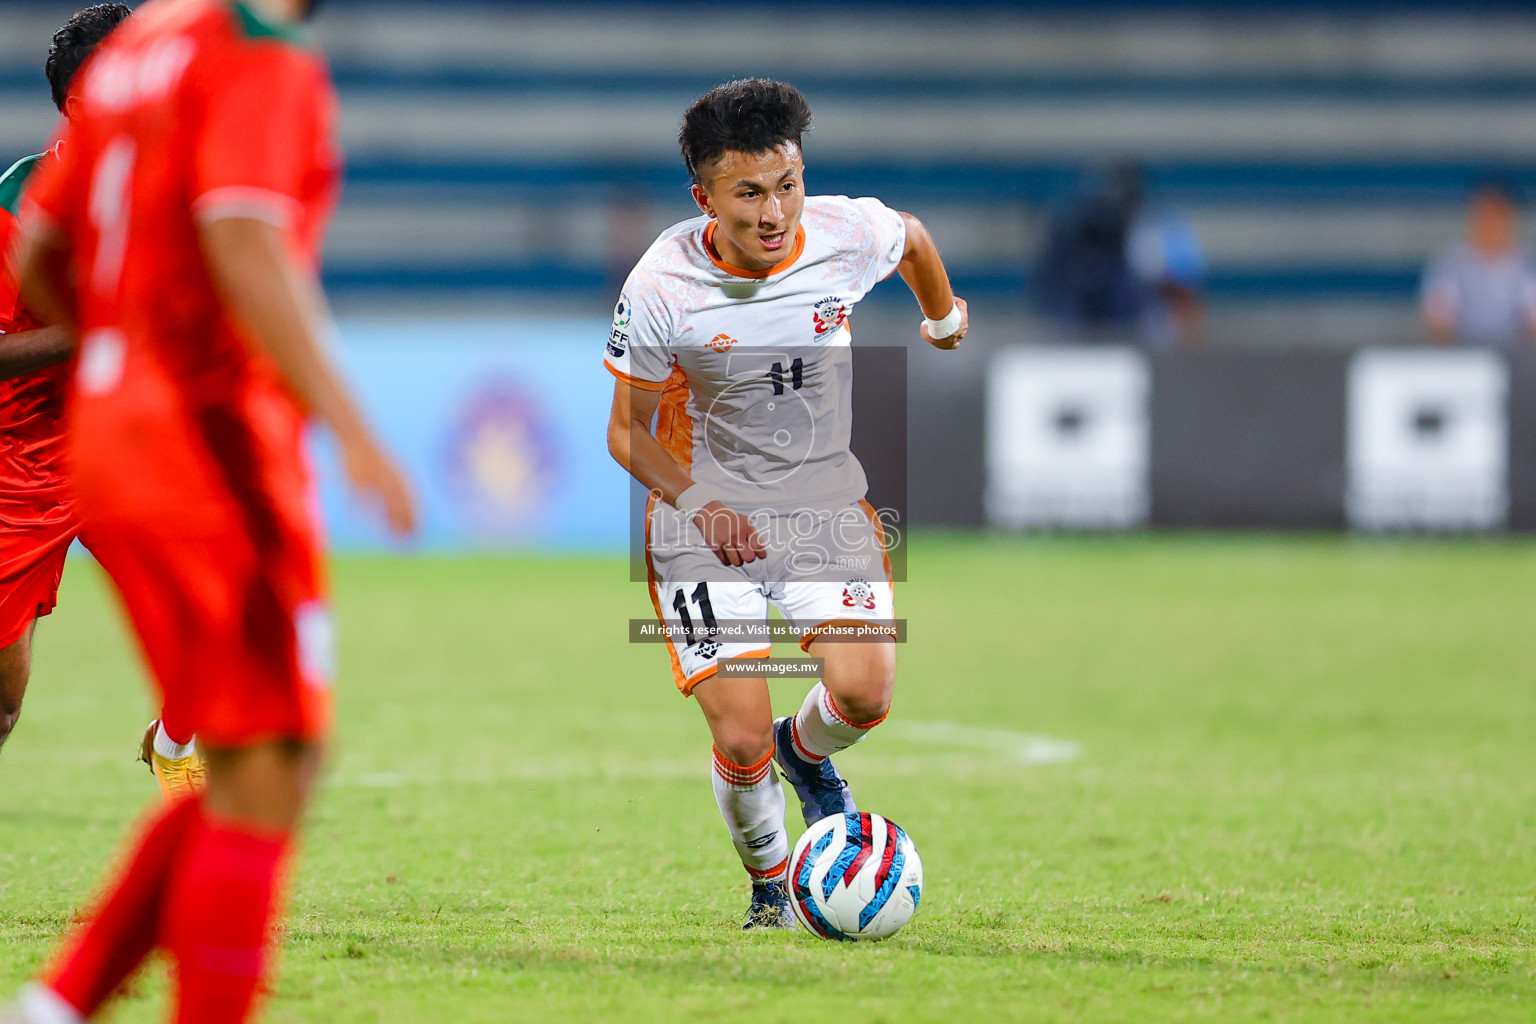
[43,797,202,1017]
[158,706,194,747]
[162,814,292,1024]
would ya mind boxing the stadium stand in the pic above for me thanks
[4,0,1536,347]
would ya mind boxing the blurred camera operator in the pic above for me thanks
[1030,160,1205,349]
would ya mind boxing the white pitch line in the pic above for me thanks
[879,720,1081,765]
[326,724,1078,789]
[350,771,408,788]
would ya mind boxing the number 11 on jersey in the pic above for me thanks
[769,357,803,396]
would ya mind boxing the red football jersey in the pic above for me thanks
[23,0,339,536]
[0,151,74,530]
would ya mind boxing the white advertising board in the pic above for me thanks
[986,346,1151,529]
[1346,349,1508,531]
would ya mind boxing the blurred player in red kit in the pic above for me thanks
[1,3,199,800]
[0,5,130,758]
[5,0,415,1021]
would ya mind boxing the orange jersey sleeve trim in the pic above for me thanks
[604,360,669,392]
[703,221,806,279]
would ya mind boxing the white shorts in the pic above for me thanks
[644,498,895,695]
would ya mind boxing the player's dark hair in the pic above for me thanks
[46,4,133,112]
[679,78,814,185]
[1472,177,1523,207]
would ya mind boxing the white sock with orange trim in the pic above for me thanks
[789,682,887,763]
[710,746,788,882]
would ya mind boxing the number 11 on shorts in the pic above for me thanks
[672,582,719,646]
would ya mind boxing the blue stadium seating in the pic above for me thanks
[4,1,1535,345]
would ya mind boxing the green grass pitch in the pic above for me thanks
[2,533,1533,1022]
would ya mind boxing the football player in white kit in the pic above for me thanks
[605,79,967,928]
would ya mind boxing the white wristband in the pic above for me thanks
[674,484,719,519]
[923,302,962,340]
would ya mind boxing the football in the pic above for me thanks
[789,812,924,940]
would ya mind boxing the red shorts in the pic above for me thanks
[0,515,77,649]
[88,516,332,748]
[67,358,329,746]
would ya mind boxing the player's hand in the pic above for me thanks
[339,430,418,538]
[921,296,968,350]
[692,500,766,567]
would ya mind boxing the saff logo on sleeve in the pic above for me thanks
[812,296,849,336]
[607,295,632,358]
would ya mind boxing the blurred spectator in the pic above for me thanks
[1421,181,1536,349]
[1127,203,1206,348]
[606,188,654,299]
[1031,161,1205,348]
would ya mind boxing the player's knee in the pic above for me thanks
[824,645,895,725]
[0,670,25,727]
[828,671,893,727]
[714,727,772,769]
[836,688,891,728]
[0,706,19,746]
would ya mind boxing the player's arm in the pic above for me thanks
[0,325,74,381]
[1520,271,1536,344]
[1423,295,1456,345]
[1420,265,1457,345]
[15,214,77,332]
[4,199,77,378]
[896,211,967,350]
[198,216,416,536]
[606,379,764,567]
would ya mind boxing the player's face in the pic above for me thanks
[692,143,805,272]
[1469,192,1519,255]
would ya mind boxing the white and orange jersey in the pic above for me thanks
[605,194,906,515]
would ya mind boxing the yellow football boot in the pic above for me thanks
[138,720,206,801]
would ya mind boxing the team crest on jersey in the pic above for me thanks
[813,296,849,336]
[841,578,876,610]
[707,333,739,353]
[608,295,632,358]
